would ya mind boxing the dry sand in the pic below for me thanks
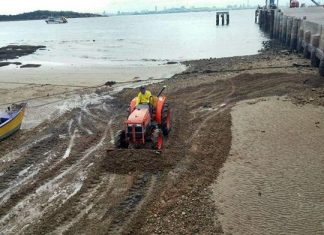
[212,97,324,235]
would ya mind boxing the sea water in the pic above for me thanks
[0,9,266,67]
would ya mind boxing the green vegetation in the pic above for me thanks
[0,10,102,21]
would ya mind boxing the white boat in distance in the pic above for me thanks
[45,16,68,24]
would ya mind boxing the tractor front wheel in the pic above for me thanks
[152,129,163,150]
[114,130,129,148]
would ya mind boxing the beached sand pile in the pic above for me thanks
[0,47,324,234]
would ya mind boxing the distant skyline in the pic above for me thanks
[0,0,310,15]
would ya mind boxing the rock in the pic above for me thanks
[0,62,10,67]
[293,63,310,68]
[181,212,186,215]
[20,64,41,68]
[203,69,213,74]
[280,50,290,55]
[0,45,46,61]
[0,61,22,67]
[193,228,200,233]
[105,81,116,86]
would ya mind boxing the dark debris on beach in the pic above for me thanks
[0,45,46,61]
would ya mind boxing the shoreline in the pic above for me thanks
[0,41,318,130]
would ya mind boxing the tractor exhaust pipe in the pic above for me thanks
[157,85,167,97]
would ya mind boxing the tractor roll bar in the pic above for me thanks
[157,85,167,97]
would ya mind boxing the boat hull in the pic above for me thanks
[45,17,68,24]
[46,21,67,24]
[0,105,26,141]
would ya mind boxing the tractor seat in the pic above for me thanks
[137,104,150,110]
[137,103,155,119]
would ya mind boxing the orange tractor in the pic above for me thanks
[114,86,171,150]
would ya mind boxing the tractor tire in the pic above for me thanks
[161,102,171,136]
[114,130,128,148]
[151,129,163,150]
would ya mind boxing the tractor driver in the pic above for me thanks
[136,86,152,110]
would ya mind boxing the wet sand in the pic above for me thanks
[212,97,324,235]
[0,63,186,87]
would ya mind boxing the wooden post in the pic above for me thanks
[268,10,274,37]
[216,12,229,26]
[216,13,219,26]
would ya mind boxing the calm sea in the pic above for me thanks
[0,9,266,66]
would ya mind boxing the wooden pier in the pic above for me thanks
[258,7,324,76]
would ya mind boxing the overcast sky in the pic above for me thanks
[0,0,293,14]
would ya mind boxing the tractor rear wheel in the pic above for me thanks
[152,129,163,150]
[161,102,171,136]
[114,130,128,148]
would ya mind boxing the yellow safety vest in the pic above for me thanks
[136,90,152,106]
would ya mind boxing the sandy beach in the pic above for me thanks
[0,41,324,234]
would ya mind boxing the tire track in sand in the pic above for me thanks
[188,78,235,145]
[106,173,157,235]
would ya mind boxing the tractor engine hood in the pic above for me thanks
[127,108,150,126]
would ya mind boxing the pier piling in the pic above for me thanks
[216,12,229,26]
[257,7,324,77]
